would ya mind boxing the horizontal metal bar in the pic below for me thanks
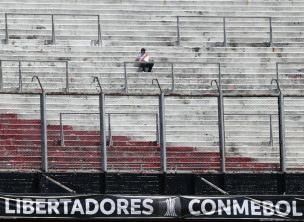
[60,112,157,116]
[6,13,99,17]
[225,113,276,116]
[125,61,220,65]
[0,91,285,97]
[276,62,304,65]
[0,59,69,63]
[178,15,271,19]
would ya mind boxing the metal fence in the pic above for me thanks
[0,59,69,93]
[0,74,302,174]
[176,16,273,47]
[124,62,220,94]
[5,13,101,45]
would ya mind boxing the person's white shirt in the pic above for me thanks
[136,52,150,62]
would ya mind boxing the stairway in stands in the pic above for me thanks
[0,113,279,173]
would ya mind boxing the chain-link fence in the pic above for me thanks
[284,97,304,172]
[224,97,280,172]
[0,94,41,171]
[165,96,219,172]
[1,93,302,173]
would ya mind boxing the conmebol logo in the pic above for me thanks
[164,198,177,217]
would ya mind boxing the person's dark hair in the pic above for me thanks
[141,48,146,53]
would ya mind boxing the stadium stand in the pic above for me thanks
[0,0,304,188]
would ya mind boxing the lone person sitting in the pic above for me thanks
[135,48,154,72]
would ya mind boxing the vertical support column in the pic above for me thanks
[65,61,69,93]
[51,14,55,45]
[0,60,3,91]
[99,92,107,172]
[171,63,175,92]
[278,94,286,173]
[5,13,8,44]
[40,92,48,172]
[18,61,22,92]
[269,17,273,47]
[218,64,226,173]
[97,15,101,46]
[223,17,227,47]
[124,62,128,94]
[159,93,167,173]
[176,16,180,46]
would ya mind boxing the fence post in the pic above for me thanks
[269,114,273,147]
[223,17,227,47]
[269,17,273,47]
[156,113,160,144]
[99,92,107,172]
[176,16,180,46]
[18,61,22,92]
[218,87,225,173]
[97,15,101,46]
[108,114,112,146]
[32,76,48,172]
[278,93,286,173]
[171,63,175,92]
[51,14,55,44]
[124,62,128,93]
[0,60,2,91]
[40,91,48,172]
[218,64,225,173]
[159,92,167,173]
[276,62,279,82]
[60,113,64,146]
[65,61,69,93]
[5,13,8,44]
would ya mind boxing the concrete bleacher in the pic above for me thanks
[0,0,303,173]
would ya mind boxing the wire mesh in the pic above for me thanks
[0,94,41,171]
[284,97,304,172]
[224,97,279,172]
[105,95,160,172]
[46,95,100,172]
[165,96,219,173]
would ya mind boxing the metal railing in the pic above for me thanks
[0,59,69,93]
[59,112,159,147]
[177,16,273,47]
[224,113,275,147]
[5,13,101,45]
[123,62,221,94]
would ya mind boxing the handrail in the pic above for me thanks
[225,113,274,146]
[59,112,159,147]
[176,15,273,47]
[124,62,220,94]
[0,59,69,93]
[5,13,101,45]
